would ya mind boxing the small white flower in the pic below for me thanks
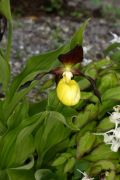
[109,112,120,124]
[103,133,114,144]
[114,127,120,139]
[110,140,120,152]
[77,169,94,180]
[110,32,120,44]
[109,105,120,128]
[113,105,120,112]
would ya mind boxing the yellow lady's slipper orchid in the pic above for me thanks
[57,71,80,106]
[50,45,101,105]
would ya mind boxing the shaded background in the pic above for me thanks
[6,0,120,74]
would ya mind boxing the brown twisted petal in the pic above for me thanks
[50,67,64,76]
[58,45,83,66]
[0,14,7,42]
[50,67,63,84]
[74,69,101,103]
[80,71,102,103]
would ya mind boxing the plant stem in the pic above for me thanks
[6,21,13,63]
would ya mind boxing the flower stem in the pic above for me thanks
[6,21,13,63]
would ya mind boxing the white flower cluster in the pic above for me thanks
[110,32,120,44]
[77,169,94,180]
[95,105,120,152]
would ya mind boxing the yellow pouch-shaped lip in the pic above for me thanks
[57,78,80,106]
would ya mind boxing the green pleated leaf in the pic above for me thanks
[70,19,90,49]
[93,59,112,70]
[84,67,97,79]
[9,133,34,167]
[7,100,29,130]
[0,127,34,168]
[80,92,93,100]
[7,169,35,180]
[78,79,90,90]
[93,160,115,171]
[42,139,70,168]
[29,99,47,116]
[111,50,120,62]
[102,86,120,101]
[11,156,34,170]
[98,100,117,119]
[0,128,21,169]
[0,120,7,135]
[35,111,70,166]
[47,91,79,130]
[60,107,79,131]
[96,117,115,132]
[104,43,120,55]
[75,104,98,128]
[98,73,119,93]
[77,132,96,159]
[0,112,46,168]
[52,153,71,166]
[0,0,12,21]
[89,160,116,176]
[64,157,76,173]
[47,90,63,111]
[3,80,38,121]
[35,169,56,180]
[52,156,67,167]
[77,121,97,140]
[84,144,119,162]
[0,54,10,91]
[65,117,79,131]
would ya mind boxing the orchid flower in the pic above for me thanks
[51,45,83,106]
[51,45,101,106]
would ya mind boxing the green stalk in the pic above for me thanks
[6,20,13,63]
